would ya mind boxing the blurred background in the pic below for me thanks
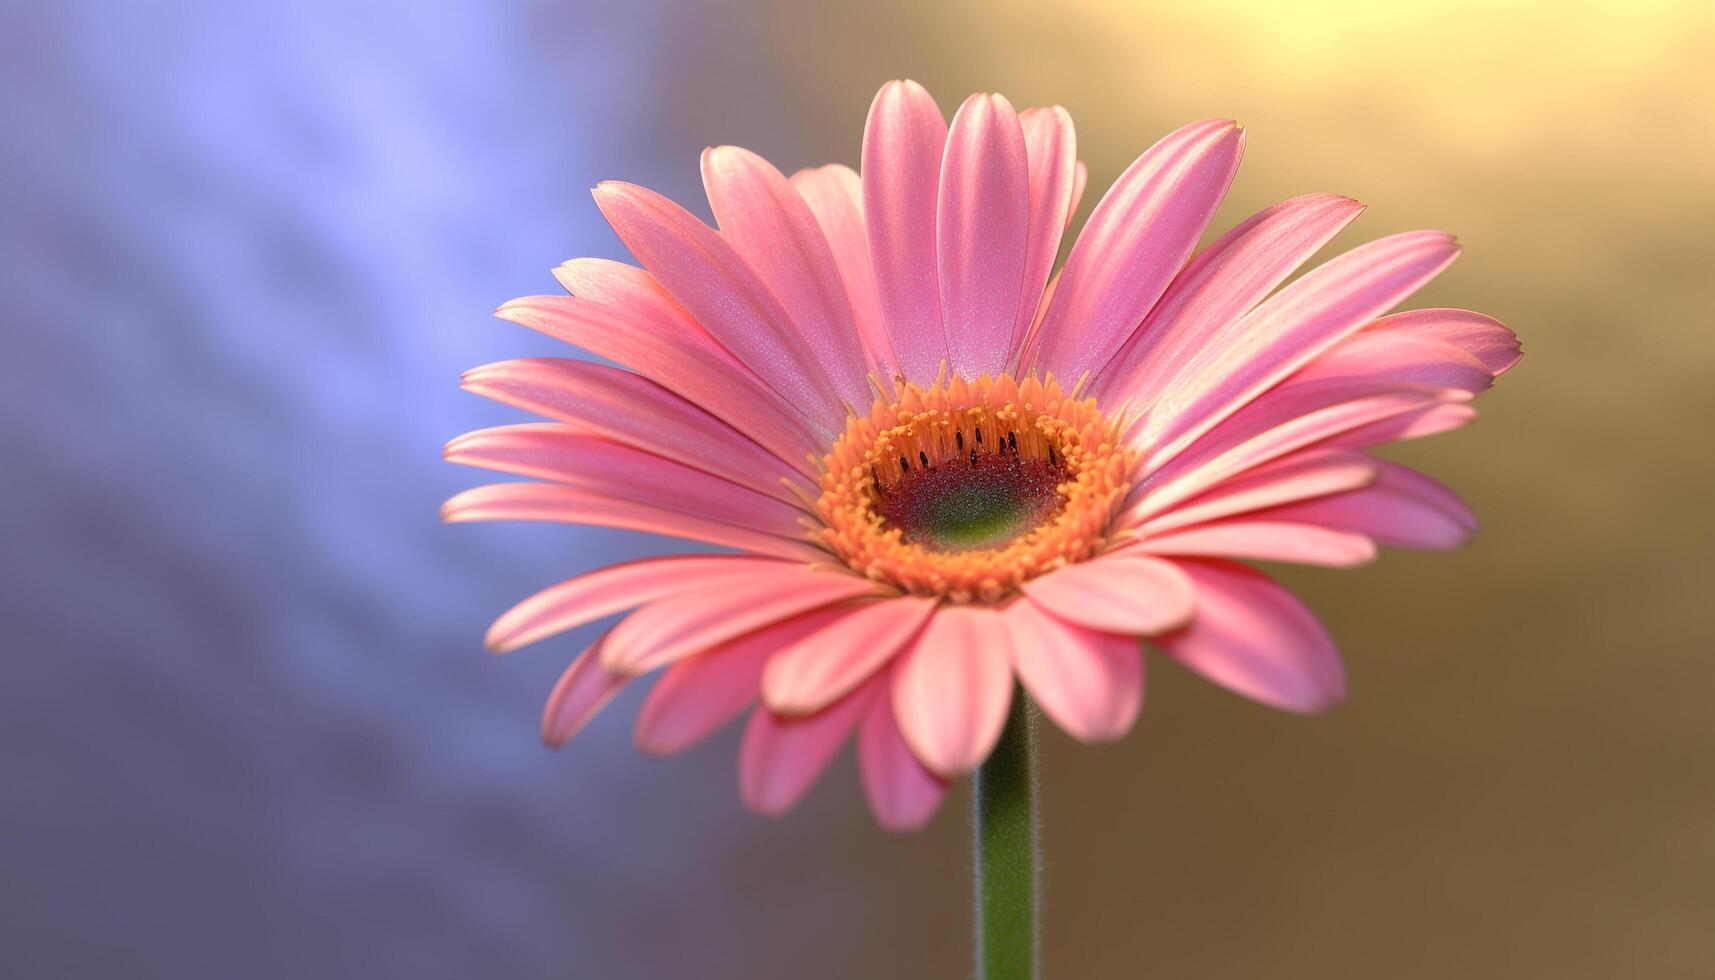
[3,0,1711,977]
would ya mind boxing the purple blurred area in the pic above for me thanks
[0,4,904,977]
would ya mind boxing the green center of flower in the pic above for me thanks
[875,452,1066,553]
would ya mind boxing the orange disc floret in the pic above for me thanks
[814,372,1137,603]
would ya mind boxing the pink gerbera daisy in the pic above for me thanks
[446,80,1518,833]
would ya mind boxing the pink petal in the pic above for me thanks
[1138,230,1462,468]
[542,633,629,748]
[862,79,949,384]
[485,554,789,654]
[498,280,820,474]
[1021,553,1194,635]
[634,605,854,756]
[1027,119,1244,385]
[892,606,1016,776]
[790,164,897,383]
[938,93,1031,379]
[1325,402,1477,450]
[857,671,949,832]
[1136,520,1378,567]
[1093,193,1365,401]
[1259,460,1477,550]
[1294,331,1493,397]
[1365,308,1521,376]
[600,567,882,674]
[738,685,875,816]
[441,483,824,563]
[460,358,812,505]
[1125,378,1461,520]
[701,146,875,413]
[1014,107,1079,366]
[1006,599,1143,743]
[546,259,833,455]
[1155,560,1346,713]
[444,427,809,539]
[761,595,939,714]
[591,181,848,429]
[1135,448,1377,532]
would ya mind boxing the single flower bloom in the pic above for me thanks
[446,80,1519,831]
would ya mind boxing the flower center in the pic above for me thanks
[877,451,1063,552]
[814,373,1136,603]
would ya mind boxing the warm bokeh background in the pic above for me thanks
[5,1,1711,977]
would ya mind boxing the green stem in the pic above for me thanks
[973,688,1039,980]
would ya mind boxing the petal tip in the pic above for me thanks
[1151,605,1197,636]
[1310,683,1348,713]
[493,297,530,319]
[633,722,683,758]
[540,700,572,748]
[757,666,812,717]
[589,180,635,210]
[634,740,679,760]
[700,144,748,173]
[873,78,938,114]
[741,795,792,819]
[738,762,799,818]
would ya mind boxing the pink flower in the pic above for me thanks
[446,80,1519,832]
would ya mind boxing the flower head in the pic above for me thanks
[447,81,1519,831]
